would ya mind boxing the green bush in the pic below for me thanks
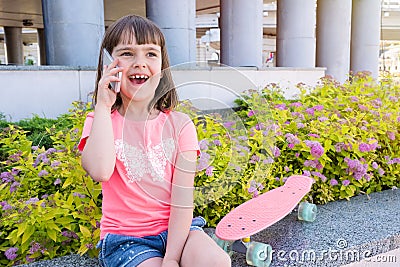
[0,114,73,152]
[0,102,101,266]
[233,72,399,205]
[1,73,399,265]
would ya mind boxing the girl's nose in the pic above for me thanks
[132,55,146,68]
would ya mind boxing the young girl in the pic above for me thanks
[79,15,231,267]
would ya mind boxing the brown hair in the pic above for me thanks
[93,15,178,112]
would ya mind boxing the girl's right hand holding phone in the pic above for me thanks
[97,62,123,109]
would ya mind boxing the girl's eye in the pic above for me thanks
[147,52,158,57]
[121,52,133,56]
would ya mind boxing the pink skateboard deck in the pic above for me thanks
[215,175,314,240]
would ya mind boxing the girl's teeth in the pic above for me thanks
[132,75,148,79]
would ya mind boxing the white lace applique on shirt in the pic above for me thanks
[115,138,176,183]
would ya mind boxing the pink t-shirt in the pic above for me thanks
[78,110,199,239]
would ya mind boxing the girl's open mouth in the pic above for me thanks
[129,74,149,85]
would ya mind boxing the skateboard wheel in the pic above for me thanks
[246,241,272,267]
[298,202,317,222]
[211,234,234,256]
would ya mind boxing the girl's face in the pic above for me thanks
[112,36,162,106]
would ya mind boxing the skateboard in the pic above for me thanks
[212,175,317,267]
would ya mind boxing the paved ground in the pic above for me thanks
[17,189,400,267]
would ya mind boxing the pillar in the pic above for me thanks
[316,0,352,83]
[220,0,263,68]
[41,0,104,67]
[146,0,196,67]
[37,28,47,65]
[350,0,381,78]
[4,27,23,65]
[276,0,316,67]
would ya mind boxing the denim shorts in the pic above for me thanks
[96,216,206,267]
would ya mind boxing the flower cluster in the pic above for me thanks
[305,140,324,158]
[344,158,369,181]
[248,180,265,198]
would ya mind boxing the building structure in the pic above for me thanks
[0,0,400,121]
[0,0,398,80]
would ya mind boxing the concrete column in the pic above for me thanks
[316,0,352,83]
[4,27,23,65]
[351,0,381,78]
[220,0,263,68]
[146,0,196,66]
[37,28,47,65]
[276,0,316,67]
[41,0,104,67]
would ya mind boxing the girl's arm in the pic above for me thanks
[81,104,116,182]
[81,64,121,182]
[162,150,197,266]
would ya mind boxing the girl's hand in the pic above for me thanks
[96,62,123,109]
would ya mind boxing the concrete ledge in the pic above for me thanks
[0,66,325,121]
[17,189,400,267]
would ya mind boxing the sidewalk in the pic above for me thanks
[17,189,399,267]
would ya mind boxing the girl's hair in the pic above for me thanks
[93,15,178,112]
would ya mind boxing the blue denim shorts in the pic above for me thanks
[96,216,206,267]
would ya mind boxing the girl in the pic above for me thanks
[79,15,231,267]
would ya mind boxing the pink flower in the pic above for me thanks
[205,166,214,177]
[297,123,305,129]
[5,247,18,260]
[285,133,300,145]
[350,96,359,102]
[290,102,303,107]
[305,108,315,116]
[305,140,324,158]
[248,180,264,198]
[318,116,328,122]
[313,105,324,111]
[358,143,370,153]
[342,180,350,186]
[38,170,49,177]
[330,179,338,186]
[247,110,256,117]
[387,131,395,141]
[358,104,368,111]
[308,133,320,138]
[372,162,379,169]
[274,104,287,110]
[311,171,327,182]
[272,146,281,158]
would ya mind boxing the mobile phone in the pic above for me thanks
[102,48,121,93]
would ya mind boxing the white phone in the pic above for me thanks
[102,48,121,93]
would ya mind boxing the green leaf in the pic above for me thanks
[79,225,92,238]
[17,222,28,238]
[47,229,57,242]
[22,225,35,245]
